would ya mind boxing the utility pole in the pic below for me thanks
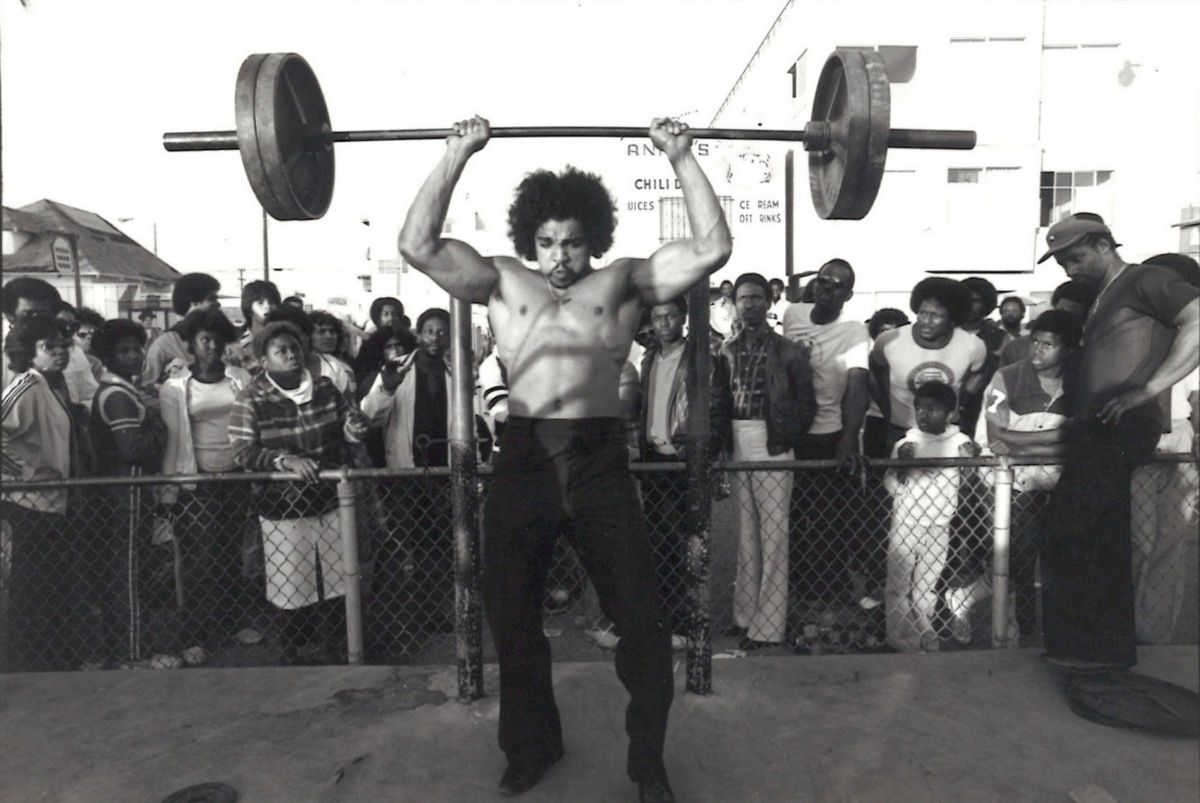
[238,268,246,291]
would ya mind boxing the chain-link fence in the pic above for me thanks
[2,456,1196,674]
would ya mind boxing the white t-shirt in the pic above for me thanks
[782,303,870,435]
[188,376,238,473]
[767,298,789,335]
[878,327,987,429]
[710,297,739,338]
[63,344,100,408]
[316,353,356,399]
[1170,366,1200,421]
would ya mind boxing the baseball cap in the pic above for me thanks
[1037,214,1113,264]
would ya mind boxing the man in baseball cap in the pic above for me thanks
[1037,211,1199,675]
[1036,212,1120,265]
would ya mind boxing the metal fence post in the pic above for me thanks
[990,457,1013,649]
[450,297,485,701]
[685,282,713,694]
[336,473,365,665]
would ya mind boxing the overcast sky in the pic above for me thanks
[2,0,790,279]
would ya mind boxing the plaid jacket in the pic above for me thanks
[229,371,352,519]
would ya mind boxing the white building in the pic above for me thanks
[709,0,1200,320]
[3,200,180,321]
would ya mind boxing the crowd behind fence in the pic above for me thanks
[2,455,1196,689]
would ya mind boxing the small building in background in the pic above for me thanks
[2,199,181,324]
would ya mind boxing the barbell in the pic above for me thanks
[162,48,975,222]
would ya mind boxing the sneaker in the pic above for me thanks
[670,634,687,651]
[544,588,573,613]
[149,653,184,670]
[233,627,264,645]
[585,627,620,650]
[944,588,972,645]
[181,646,208,666]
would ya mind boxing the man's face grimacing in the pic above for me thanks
[535,218,591,289]
[914,395,953,436]
[914,298,953,343]
[1054,242,1109,286]
[735,282,769,327]
[650,303,685,345]
[1029,330,1068,372]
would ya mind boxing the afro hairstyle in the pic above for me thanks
[910,277,972,327]
[177,307,239,348]
[4,314,73,373]
[960,277,998,317]
[92,319,148,369]
[1028,309,1083,350]
[1,277,62,318]
[507,166,616,261]
[171,273,221,316]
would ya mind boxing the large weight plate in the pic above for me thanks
[808,49,890,220]
[235,53,334,221]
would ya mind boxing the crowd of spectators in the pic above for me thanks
[2,210,1198,669]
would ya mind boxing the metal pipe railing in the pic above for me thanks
[990,458,1014,649]
[448,296,484,701]
[336,472,365,665]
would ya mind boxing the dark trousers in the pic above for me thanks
[174,482,256,648]
[483,417,673,782]
[863,416,892,460]
[639,457,689,634]
[1,503,87,671]
[1040,417,1159,666]
[791,431,860,602]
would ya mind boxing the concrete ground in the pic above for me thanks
[1,647,1196,803]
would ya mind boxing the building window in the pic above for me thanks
[788,50,806,100]
[658,196,734,244]
[1039,170,1114,226]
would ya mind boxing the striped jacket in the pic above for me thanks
[229,370,355,519]
[2,370,76,513]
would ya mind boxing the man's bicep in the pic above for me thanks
[629,241,722,306]
[417,239,502,304]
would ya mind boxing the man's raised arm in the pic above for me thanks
[630,119,733,304]
[398,116,501,305]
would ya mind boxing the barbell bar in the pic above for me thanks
[163,125,974,151]
[162,49,976,222]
